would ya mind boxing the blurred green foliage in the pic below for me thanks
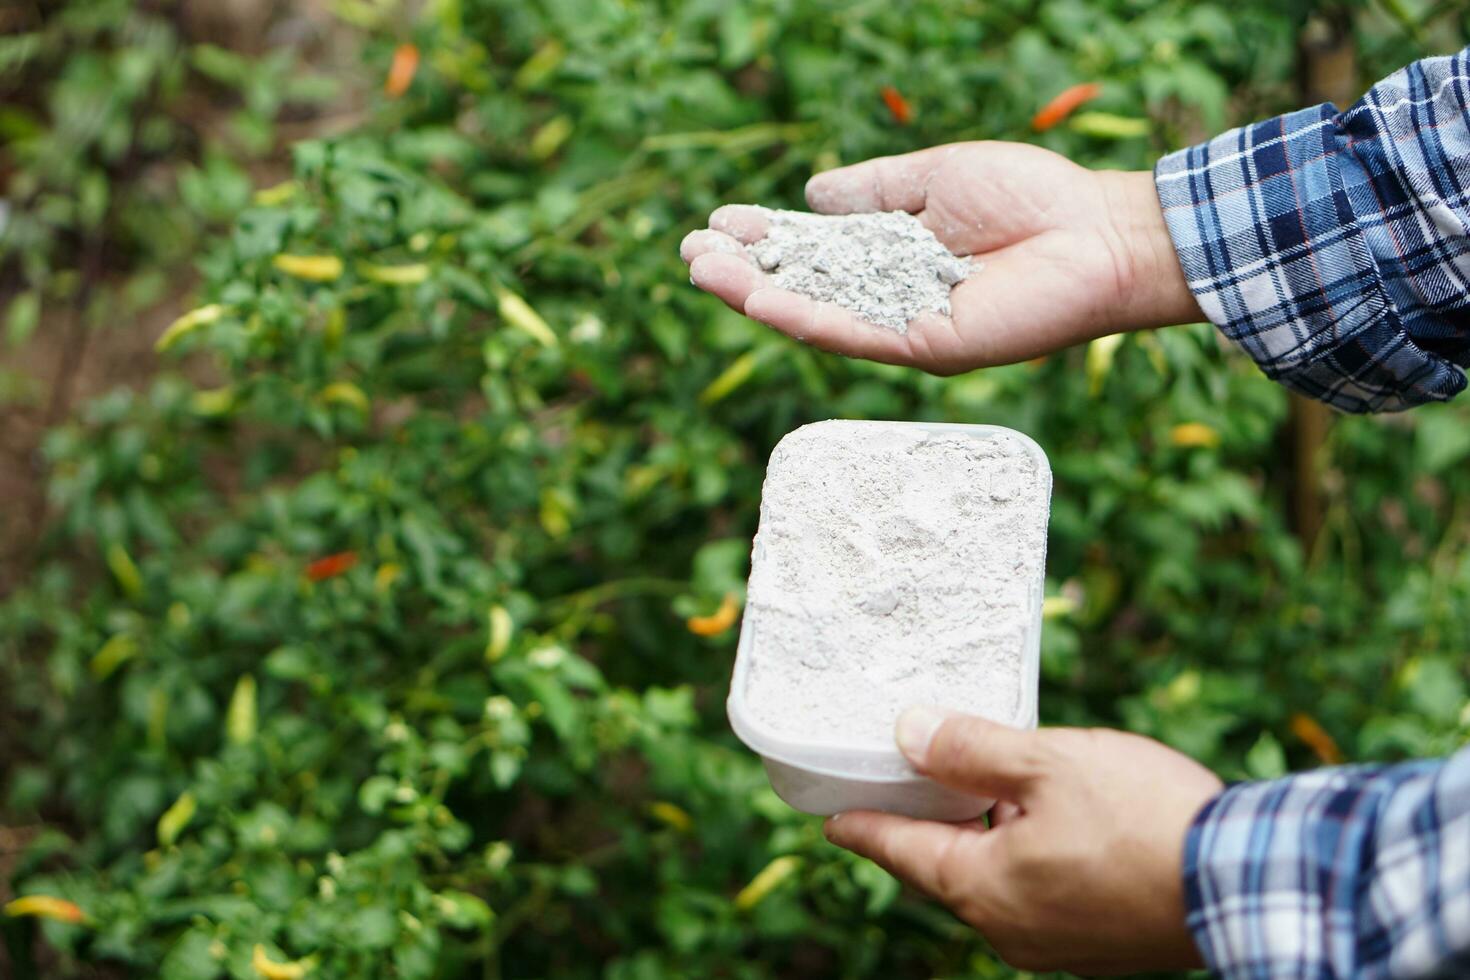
[5,0,1470,977]
[0,0,335,356]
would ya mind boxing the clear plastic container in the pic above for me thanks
[726,421,1051,821]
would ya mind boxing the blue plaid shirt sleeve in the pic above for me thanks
[1185,746,1470,978]
[1154,46,1470,413]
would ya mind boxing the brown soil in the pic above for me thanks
[0,291,196,596]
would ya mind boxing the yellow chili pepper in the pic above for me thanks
[272,254,344,282]
[515,39,565,90]
[252,944,313,979]
[106,543,144,599]
[700,350,766,405]
[156,303,225,352]
[734,855,801,910]
[1069,111,1151,139]
[1041,595,1077,620]
[530,115,574,161]
[191,386,236,417]
[539,487,573,539]
[485,605,514,662]
[253,181,298,207]
[91,633,139,679]
[1085,334,1123,397]
[157,791,197,847]
[374,562,403,595]
[4,896,88,924]
[319,381,369,414]
[1169,422,1220,449]
[357,262,431,285]
[495,286,558,347]
[648,801,693,833]
[227,675,258,745]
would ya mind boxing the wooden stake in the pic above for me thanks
[1290,10,1357,549]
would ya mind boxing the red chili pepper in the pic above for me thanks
[306,551,358,581]
[384,43,420,98]
[880,85,912,125]
[1031,82,1103,131]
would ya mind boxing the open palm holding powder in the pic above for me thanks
[680,141,1202,373]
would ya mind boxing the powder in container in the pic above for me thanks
[741,420,1049,747]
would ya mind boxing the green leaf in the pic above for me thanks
[434,890,493,930]
[851,859,900,915]
[523,673,582,742]
[489,751,522,789]
[558,865,597,896]
[159,926,222,980]
[1414,406,1470,473]
[342,905,397,950]
[6,291,40,346]
[691,539,750,598]
[399,512,442,591]
[358,775,396,815]
[1244,732,1287,780]
[1403,657,1467,725]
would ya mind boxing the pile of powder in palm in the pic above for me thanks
[741,420,1049,746]
[746,209,973,333]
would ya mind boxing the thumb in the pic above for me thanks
[895,707,1047,802]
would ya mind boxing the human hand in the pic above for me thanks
[823,708,1223,975]
[680,142,1200,374]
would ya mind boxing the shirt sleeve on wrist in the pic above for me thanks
[1153,51,1470,413]
[1183,751,1470,978]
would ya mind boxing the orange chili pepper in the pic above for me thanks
[384,43,420,98]
[1031,82,1103,131]
[880,85,912,125]
[1289,712,1344,766]
[686,593,739,637]
[306,551,358,581]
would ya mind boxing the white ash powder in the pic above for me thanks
[742,421,1049,747]
[747,209,973,333]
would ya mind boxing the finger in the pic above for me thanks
[679,228,749,265]
[688,252,768,313]
[708,204,770,244]
[989,801,1024,828]
[743,286,918,366]
[895,707,1047,802]
[824,811,989,901]
[805,147,954,214]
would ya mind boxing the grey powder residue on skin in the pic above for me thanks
[742,421,1049,747]
[746,209,974,333]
